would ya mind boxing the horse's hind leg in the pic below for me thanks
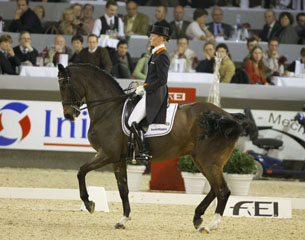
[77,151,112,213]
[113,161,131,229]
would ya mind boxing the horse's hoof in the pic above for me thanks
[114,223,126,229]
[85,201,95,214]
[193,218,203,229]
[199,227,210,234]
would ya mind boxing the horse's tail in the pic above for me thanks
[198,110,250,140]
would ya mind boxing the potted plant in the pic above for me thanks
[126,160,146,191]
[223,149,256,196]
[178,155,208,194]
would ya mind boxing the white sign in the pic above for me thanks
[224,197,292,218]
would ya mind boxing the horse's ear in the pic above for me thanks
[58,64,65,73]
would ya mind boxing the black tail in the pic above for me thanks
[198,110,251,140]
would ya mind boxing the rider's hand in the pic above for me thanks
[135,85,145,95]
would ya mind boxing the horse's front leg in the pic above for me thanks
[77,151,111,213]
[113,161,131,229]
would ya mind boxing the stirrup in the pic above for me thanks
[135,152,151,160]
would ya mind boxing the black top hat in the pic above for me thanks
[150,24,170,41]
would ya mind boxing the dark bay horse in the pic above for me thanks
[57,63,248,233]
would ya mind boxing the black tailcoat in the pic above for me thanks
[144,47,169,124]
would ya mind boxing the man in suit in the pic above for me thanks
[48,35,72,67]
[74,34,112,74]
[9,0,43,33]
[259,10,281,42]
[169,5,190,39]
[128,23,170,160]
[207,7,233,40]
[124,1,149,36]
[13,31,39,66]
[0,34,21,75]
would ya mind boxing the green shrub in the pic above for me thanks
[178,155,200,173]
[223,149,256,174]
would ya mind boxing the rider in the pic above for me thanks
[128,23,170,160]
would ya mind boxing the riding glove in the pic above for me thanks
[135,85,145,95]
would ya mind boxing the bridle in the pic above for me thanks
[58,66,134,114]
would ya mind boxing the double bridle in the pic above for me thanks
[58,67,134,113]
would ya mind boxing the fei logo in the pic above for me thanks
[0,102,31,146]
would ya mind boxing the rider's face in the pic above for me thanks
[149,34,165,47]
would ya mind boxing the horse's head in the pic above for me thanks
[57,64,84,121]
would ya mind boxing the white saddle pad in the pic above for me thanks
[121,100,178,138]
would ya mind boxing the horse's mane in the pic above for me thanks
[68,63,125,94]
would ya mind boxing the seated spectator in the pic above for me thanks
[244,46,268,85]
[92,0,124,39]
[285,47,305,76]
[169,35,197,72]
[152,5,171,35]
[74,34,112,74]
[215,43,235,83]
[242,37,259,66]
[124,1,149,36]
[9,0,43,33]
[81,4,96,35]
[294,13,305,39]
[196,40,215,73]
[47,35,72,66]
[69,34,83,64]
[207,7,233,40]
[110,39,134,78]
[263,37,284,78]
[258,9,281,42]
[275,12,299,44]
[33,5,48,33]
[169,5,190,39]
[13,31,39,66]
[0,34,21,75]
[58,8,86,36]
[186,8,213,41]
[132,43,152,80]
[72,3,83,24]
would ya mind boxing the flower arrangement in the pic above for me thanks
[223,149,256,174]
[241,23,251,29]
[177,155,200,173]
[278,56,288,66]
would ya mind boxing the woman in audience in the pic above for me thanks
[215,43,235,83]
[33,5,48,33]
[244,46,268,85]
[276,12,299,44]
[58,8,86,35]
[132,43,152,80]
[196,40,215,73]
[186,8,214,41]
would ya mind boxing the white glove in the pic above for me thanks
[135,85,145,95]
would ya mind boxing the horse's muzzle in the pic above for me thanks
[63,105,80,121]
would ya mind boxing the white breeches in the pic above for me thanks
[128,93,146,126]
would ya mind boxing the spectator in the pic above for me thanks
[72,3,83,24]
[244,46,267,85]
[263,37,284,78]
[69,34,83,64]
[215,43,235,83]
[169,5,190,39]
[9,0,43,33]
[196,40,215,73]
[169,35,197,72]
[153,5,171,35]
[132,42,152,80]
[186,8,213,41]
[295,13,305,38]
[47,35,72,66]
[276,12,299,44]
[285,47,305,76]
[74,34,112,74]
[207,7,233,40]
[13,31,39,66]
[242,37,259,66]
[92,0,124,39]
[110,39,134,78]
[58,8,86,36]
[33,5,48,33]
[259,10,281,42]
[81,4,96,34]
[0,34,21,75]
[124,1,149,36]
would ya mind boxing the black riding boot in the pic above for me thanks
[130,122,150,160]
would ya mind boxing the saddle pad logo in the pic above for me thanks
[0,102,31,146]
